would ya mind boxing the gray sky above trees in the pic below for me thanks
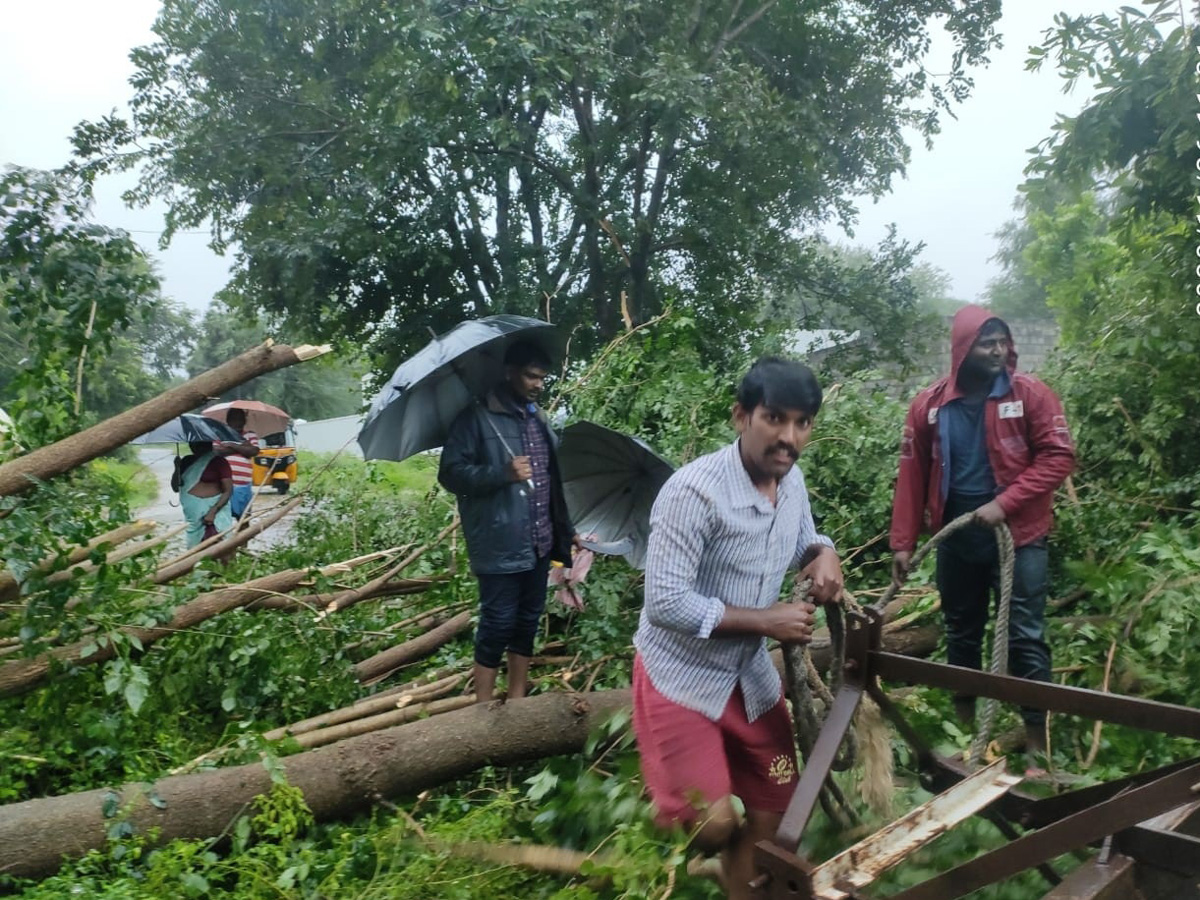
[1,0,1117,314]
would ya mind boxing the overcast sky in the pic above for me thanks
[0,0,1130,315]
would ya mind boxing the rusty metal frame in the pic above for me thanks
[749,606,1200,900]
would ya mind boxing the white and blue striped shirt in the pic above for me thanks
[634,440,834,722]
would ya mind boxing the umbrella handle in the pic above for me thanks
[480,409,534,495]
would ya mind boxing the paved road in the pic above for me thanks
[135,448,299,552]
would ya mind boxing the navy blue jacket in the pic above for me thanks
[438,391,574,575]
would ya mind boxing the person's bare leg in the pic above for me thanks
[723,808,782,900]
[474,663,498,704]
[506,652,532,699]
[688,795,740,892]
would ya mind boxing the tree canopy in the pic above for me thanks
[74,0,1001,372]
[0,168,167,445]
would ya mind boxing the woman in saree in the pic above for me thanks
[173,441,235,548]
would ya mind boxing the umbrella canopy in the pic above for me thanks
[558,421,675,569]
[357,314,563,462]
[203,400,291,437]
[131,414,244,445]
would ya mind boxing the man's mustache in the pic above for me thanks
[768,443,798,460]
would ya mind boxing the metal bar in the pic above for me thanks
[874,654,1200,740]
[983,811,1062,888]
[1037,853,1136,900]
[1021,757,1200,828]
[888,760,1200,900]
[775,684,863,850]
[752,839,817,899]
[1116,824,1200,877]
[809,760,1020,898]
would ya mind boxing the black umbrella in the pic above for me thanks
[357,315,564,462]
[131,414,244,445]
[558,421,674,569]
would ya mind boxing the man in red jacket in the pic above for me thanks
[890,306,1075,763]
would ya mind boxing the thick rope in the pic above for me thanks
[783,576,860,828]
[877,511,1016,768]
[784,512,1016,832]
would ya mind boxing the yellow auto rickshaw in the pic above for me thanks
[252,426,299,493]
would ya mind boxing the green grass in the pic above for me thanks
[299,450,440,498]
[89,457,159,509]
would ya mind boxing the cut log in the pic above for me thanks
[353,611,473,683]
[0,689,631,880]
[439,841,613,878]
[0,341,330,498]
[0,555,382,698]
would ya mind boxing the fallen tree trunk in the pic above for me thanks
[0,555,383,698]
[0,341,330,498]
[0,689,631,880]
[0,520,156,603]
[354,611,473,683]
[352,666,464,706]
[341,602,471,652]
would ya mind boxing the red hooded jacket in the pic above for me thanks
[889,305,1075,552]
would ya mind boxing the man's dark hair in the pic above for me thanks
[227,408,247,427]
[978,317,1011,341]
[737,357,823,417]
[504,340,553,370]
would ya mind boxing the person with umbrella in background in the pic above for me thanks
[216,408,260,519]
[437,340,580,704]
[171,441,235,548]
[135,414,243,549]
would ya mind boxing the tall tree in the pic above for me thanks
[73,0,1001,372]
[1013,3,1200,506]
[0,168,162,446]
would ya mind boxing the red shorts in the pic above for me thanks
[631,655,798,829]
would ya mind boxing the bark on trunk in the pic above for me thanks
[353,611,473,683]
[0,341,330,497]
[0,689,631,880]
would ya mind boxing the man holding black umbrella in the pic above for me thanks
[438,341,579,704]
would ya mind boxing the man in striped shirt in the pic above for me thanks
[632,357,843,899]
[219,408,260,519]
